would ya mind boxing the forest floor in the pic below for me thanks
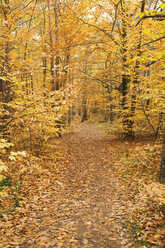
[0,122,165,247]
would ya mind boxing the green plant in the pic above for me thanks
[12,180,23,208]
[0,176,12,191]
[0,178,23,216]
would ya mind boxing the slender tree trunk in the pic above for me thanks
[128,3,144,138]
[109,82,114,124]
[128,48,141,138]
[43,56,47,97]
[63,53,70,87]
[54,0,60,91]
[67,54,71,125]
[121,0,133,138]
[23,0,37,94]
[43,9,47,98]
[81,93,88,122]
[68,104,71,125]
[48,0,55,89]
[160,129,165,184]
[121,0,143,139]
[31,74,34,94]
[0,0,12,134]
[2,0,11,104]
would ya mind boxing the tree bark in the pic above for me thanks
[81,93,88,122]
[54,0,60,91]
[0,0,12,134]
[42,9,47,98]
[48,0,55,89]
[121,0,133,138]
[160,130,165,184]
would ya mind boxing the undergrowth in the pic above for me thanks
[118,141,165,247]
[0,176,23,217]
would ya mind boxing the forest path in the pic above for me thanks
[1,123,128,248]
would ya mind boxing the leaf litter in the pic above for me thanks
[0,123,164,247]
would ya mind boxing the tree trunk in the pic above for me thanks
[126,1,144,139]
[121,0,133,138]
[121,74,133,138]
[54,0,60,91]
[0,0,11,134]
[68,106,71,125]
[43,9,47,98]
[160,130,165,184]
[120,0,143,139]
[81,93,88,122]
[48,0,55,89]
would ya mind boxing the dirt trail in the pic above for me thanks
[1,123,128,248]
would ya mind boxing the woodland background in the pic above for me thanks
[0,0,165,247]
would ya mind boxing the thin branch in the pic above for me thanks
[154,0,159,10]
[78,17,120,47]
[11,17,37,32]
[111,3,119,35]
[141,106,156,135]
[68,41,108,49]
[155,112,163,142]
[23,0,36,9]
[115,0,122,7]
[3,100,40,128]
[64,3,121,47]
[143,35,165,46]
[145,60,158,67]
[136,14,165,26]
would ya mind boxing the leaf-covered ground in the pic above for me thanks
[0,123,164,247]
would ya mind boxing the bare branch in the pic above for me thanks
[154,0,160,9]
[141,106,156,135]
[136,14,165,26]
[64,2,121,47]
[143,35,165,46]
